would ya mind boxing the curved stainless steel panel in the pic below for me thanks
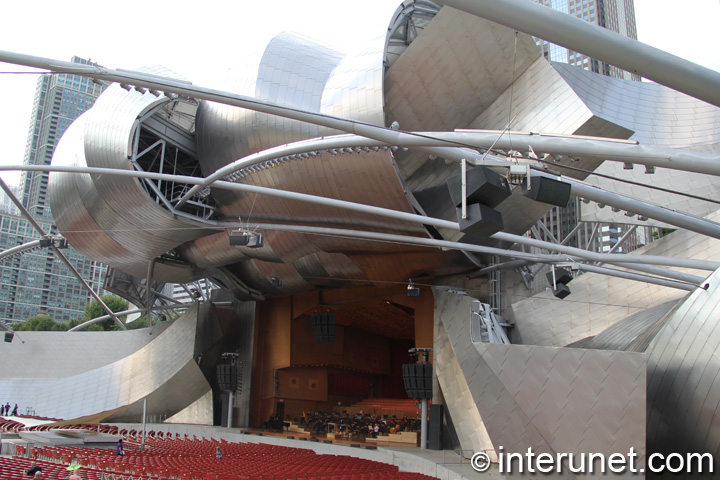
[320,33,386,127]
[646,268,720,461]
[0,304,210,421]
[19,1,720,464]
[181,146,436,292]
[196,32,347,176]
[384,7,540,132]
[551,63,720,226]
[50,67,215,279]
[567,299,681,351]
[436,289,647,471]
[49,114,137,268]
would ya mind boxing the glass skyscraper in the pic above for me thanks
[536,0,640,80]
[22,56,105,220]
[0,57,107,324]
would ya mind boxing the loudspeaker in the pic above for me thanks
[428,404,444,450]
[456,203,504,243]
[4,332,13,343]
[447,166,511,208]
[402,363,432,400]
[216,363,237,392]
[311,313,335,342]
[552,282,572,299]
[523,176,572,207]
[546,268,573,286]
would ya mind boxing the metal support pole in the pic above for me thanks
[421,398,428,450]
[461,158,467,220]
[228,392,234,428]
[420,350,431,450]
[141,398,147,450]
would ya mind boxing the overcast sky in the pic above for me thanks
[0,0,718,187]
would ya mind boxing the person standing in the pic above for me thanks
[4,402,9,415]
[116,439,124,456]
[216,446,222,459]
[12,403,18,416]
[0,404,4,415]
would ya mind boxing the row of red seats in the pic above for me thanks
[38,445,396,477]
[0,417,24,433]
[24,434,440,480]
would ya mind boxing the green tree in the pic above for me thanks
[52,321,70,332]
[125,316,148,330]
[15,314,56,331]
[80,295,129,331]
[64,318,103,332]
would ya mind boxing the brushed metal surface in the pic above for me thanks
[195,31,385,177]
[646,268,720,464]
[384,7,540,133]
[0,303,210,422]
[436,289,646,479]
[566,299,681,351]
[552,63,720,227]
[509,208,720,348]
[49,68,215,280]
[20,0,720,465]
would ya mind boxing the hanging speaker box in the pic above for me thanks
[446,165,511,208]
[311,313,335,342]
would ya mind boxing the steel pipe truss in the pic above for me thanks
[0,39,719,296]
[2,163,717,294]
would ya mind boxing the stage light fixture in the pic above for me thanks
[229,230,263,248]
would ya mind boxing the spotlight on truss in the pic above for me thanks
[229,230,263,248]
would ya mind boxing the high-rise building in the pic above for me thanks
[0,57,108,325]
[536,0,640,80]
[0,214,107,323]
[0,185,19,216]
[21,56,105,220]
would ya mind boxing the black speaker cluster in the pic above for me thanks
[402,362,433,400]
[523,175,572,207]
[311,312,335,342]
[4,331,13,343]
[446,166,511,243]
[216,363,238,392]
[546,267,573,299]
